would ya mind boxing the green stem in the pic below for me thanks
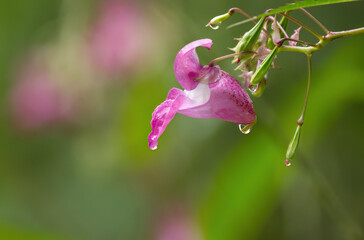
[278,45,315,54]
[277,38,316,47]
[209,51,255,67]
[300,8,329,34]
[326,27,364,40]
[279,13,322,40]
[278,26,364,55]
[297,53,312,126]
[229,8,257,24]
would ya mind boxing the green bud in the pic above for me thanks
[230,17,266,63]
[286,125,301,161]
[250,46,278,85]
[206,12,232,30]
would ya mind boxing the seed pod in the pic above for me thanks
[250,46,278,84]
[206,12,232,30]
[230,17,266,63]
[286,125,301,161]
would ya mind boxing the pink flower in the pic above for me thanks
[11,57,73,131]
[155,206,202,240]
[89,0,145,75]
[148,39,256,150]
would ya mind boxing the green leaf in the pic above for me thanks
[228,0,358,28]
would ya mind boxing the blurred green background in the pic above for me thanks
[0,0,363,239]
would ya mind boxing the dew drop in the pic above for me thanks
[239,124,251,134]
[151,146,158,151]
[209,24,220,30]
[238,116,257,134]
[249,84,258,94]
[285,159,291,167]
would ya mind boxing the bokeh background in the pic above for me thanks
[0,0,363,239]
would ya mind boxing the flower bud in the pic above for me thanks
[286,125,301,161]
[206,12,232,30]
[230,17,266,63]
[250,46,278,85]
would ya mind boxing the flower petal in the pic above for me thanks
[180,83,211,110]
[272,18,281,44]
[148,88,187,150]
[289,27,302,46]
[178,71,255,124]
[174,39,213,91]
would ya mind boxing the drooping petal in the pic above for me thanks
[148,88,187,150]
[271,17,281,44]
[174,39,213,91]
[255,46,271,61]
[178,71,255,124]
[258,23,269,45]
[240,71,254,88]
[289,27,302,46]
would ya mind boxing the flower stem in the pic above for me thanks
[300,8,329,34]
[279,13,322,40]
[297,53,312,126]
[326,27,364,40]
[277,38,316,47]
[228,8,257,24]
[277,20,290,39]
[209,51,255,67]
[278,45,316,54]
[278,26,364,55]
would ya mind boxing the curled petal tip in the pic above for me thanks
[174,39,213,91]
[178,39,213,53]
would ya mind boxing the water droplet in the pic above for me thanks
[238,116,257,134]
[285,159,291,167]
[249,84,258,94]
[209,23,219,30]
[151,146,157,151]
[239,124,251,134]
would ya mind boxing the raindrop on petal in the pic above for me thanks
[151,146,158,151]
[238,116,257,134]
[239,124,251,134]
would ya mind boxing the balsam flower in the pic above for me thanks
[148,39,255,150]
